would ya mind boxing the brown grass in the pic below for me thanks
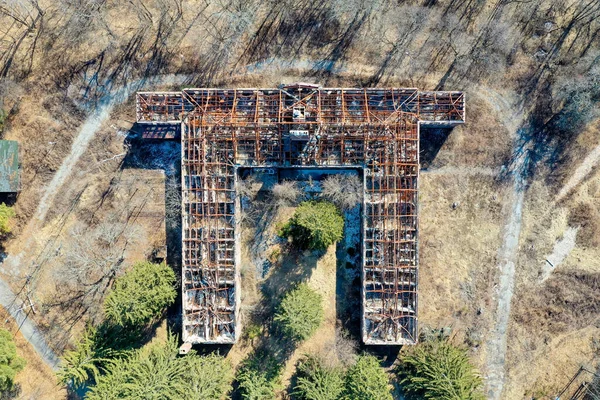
[569,202,600,248]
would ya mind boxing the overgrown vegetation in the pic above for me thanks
[87,334,233,400]
[0,328,25,393]
[274,283,323,342]
[398,339,484,400]
[58,261,177,390]
[4,0,600,397]
[272,180,302,207]
[0,203,15,236]
[237,352,283,400]
[0,109,6,134]
[280,201,344,251]
[56,326,119,389]
[293,355,345,400]
[104,261,176,327]
[343,355,393,400]
[321,174,362,210]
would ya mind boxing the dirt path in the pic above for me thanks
[485,153,526,399]
[34,104,115,223]
[556,142,600,202]
[477,86,528,399]
[540,227,579,282]
[0,280,59,369]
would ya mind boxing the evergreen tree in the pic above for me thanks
[0,203,15,236]
[274,284,323,342]
[280,201,344,251]
[237,352,282,400]
[57,326,123,388]
[293,355,344,400]
[343,355,392,400]
[398,339,484,400]
[0,328,25,393]
[87,334,233,400]
[104,261,176,327]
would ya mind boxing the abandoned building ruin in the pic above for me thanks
[135,83,465,345]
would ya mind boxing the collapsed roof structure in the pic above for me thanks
[135,83,465,345]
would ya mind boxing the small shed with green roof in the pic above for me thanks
[0,140,19,192]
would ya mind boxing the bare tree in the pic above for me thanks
[165,176,181,223]
[50,219,144,321]
[321,174,362,210]
[272,180,301,207]
[238,175,261,200]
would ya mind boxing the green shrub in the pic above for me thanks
[104,261,176,328]
[0,328,25,392]
[274,284,323,342]
[343,355,392,400]
[244,323,262,341]
[0,203,15,235]
[280,201,344,251]
[237,352,282,400]
[87,334,233,400]
[293,355,344,400]
[398,339,484,400]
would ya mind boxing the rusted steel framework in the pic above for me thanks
[135,84,465,345]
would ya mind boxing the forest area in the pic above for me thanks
[1,0,600,399]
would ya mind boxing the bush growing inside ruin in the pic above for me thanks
[321,174,362,210]
[272,180,301,206]
[293,355,345,400]
[343,354,392,400]
[0,328,25,393]
[280,201,343,251]
[397,339,484,400]
[0,203,15,235]
[87,334,233,400]
[104,261,176,328]
[274,283,323,342]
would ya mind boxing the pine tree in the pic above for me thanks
[87,334,233,400]
[280,201,344,251]
[343,355,392,400]
[293,355,344,400]
[0,203,15,236]
[398,339,484,400]
[237,352,282,400]
[104,261,176,328]
[0,328,25,392]
[57,326,122,388]
[274,284,323,342]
